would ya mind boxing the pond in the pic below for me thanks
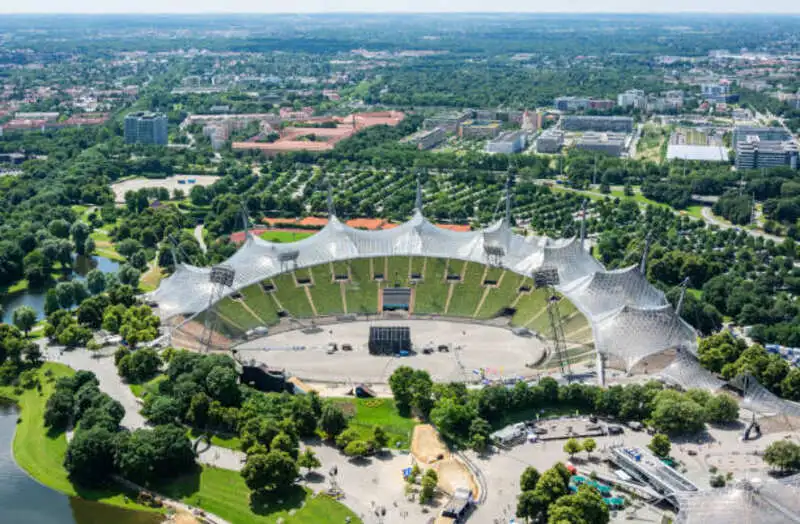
[0,255,120,323]
[0,400,162,524]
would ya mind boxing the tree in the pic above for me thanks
[534,467,569,506]
[117,348,161,383]
[335,427,361,449]
[70,222,90,255]
[205,366,240,406]
[582,438,597,458]
[648,434,671,458]
[520,466,541,492]
[186,392,211,428]
[419,469,438,504]
[241,450,298,493]
[547,484,610,524]
[650,391,706,434]
[319,403,347,439]
[44,288,61,317]
[372,426,389,450]
[55,281,76,309]
[468,417,492,453]
[344,440,371,458]
[86,269,106,294]
[64,426,117,485]
[517,489,548,524]
[297,448,321,475]
[388,366,415,414]
[142,395,181,425]
[12,306,37,336]
[763,441,800,473]
[704,394,739,424]
[270,431,299,459]
[118,264,141,288]
[114,425,194,484]
[563,438,582,458]
[44,388,75,430]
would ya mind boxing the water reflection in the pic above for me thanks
[0,400,161,524]
[0,255,120,323]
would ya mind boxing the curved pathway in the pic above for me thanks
[194,224,207,253]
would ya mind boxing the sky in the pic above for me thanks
[2,1,800,14]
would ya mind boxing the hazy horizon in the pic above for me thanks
[3,2,800,15]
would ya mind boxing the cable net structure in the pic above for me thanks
[675,480,800,524]
[729,373,800,418]
[658,348,726,392]
[148,203,697,369]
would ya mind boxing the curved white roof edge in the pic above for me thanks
[147,211,697,366]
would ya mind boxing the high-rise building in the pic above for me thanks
[617,90,646,109]
[485,131,527,154]
[124,112,168,145]
[732,126,791,145]
[735,136,798,170]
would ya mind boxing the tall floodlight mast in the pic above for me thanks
[415,173,423,212]
[640,233,652,274]
[579,199,588,251]
[533,267,571,380]
[200,265,236,353]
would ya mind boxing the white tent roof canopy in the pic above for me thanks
[147,209,697,369]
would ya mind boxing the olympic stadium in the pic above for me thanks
[147,185,699,386]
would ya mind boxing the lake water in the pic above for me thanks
[0,255,120,323]
[0,400,162,524]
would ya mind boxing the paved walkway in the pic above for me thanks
[194,224,207,253]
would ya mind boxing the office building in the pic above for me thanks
[404,127,447,150]
[562,116,634,133]
[732,126,791,145]
[701,81,738,103]
[486,131,527,154]
[735,136,798,170]
[124,112,168,145]
[536,129,565,153]
[617,90,646,110]
[575,132,627,157]
[459,120,501,139]
[554,96,590,112]
[423,110,472,133]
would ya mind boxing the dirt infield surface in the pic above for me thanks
[111,174,219,203]
[235,319,547,384]
[411,424,479,498]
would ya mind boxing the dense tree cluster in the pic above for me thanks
[0,324,42,384]
[515,463,610,524]
[698,332,800,401]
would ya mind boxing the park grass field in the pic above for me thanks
[308,264,345,315]
[344,258,378,314]
[129,374,168,398]
[239,283,281,325]
[332,397,416,450]
[447,262,485,317]
[0,363,159,514]
[272,272,315,318]
[412,257,449,314]
[475,271,521,319]
[157,467,359,524]
[258,230,314,243]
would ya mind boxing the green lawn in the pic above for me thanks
[186,428,243,451]
[412,257,448,314]
[409,256,426,278]
[510,287,549,328]
[156,467,360,524]
[343,258,378,314]
[129,374,167,398]
[239,284,281,326]
[475,271,522,319]
[332,398,416,449]
[258,230,314,243]
[447,262,485,317]
[308,264,345,315]
[0,363,159,514]
[272,273,315,317]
